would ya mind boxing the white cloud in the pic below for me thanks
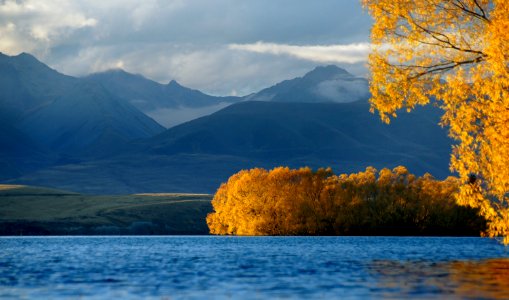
[0,1,372,95]
[146,102,232,128]
[0,0,97,55]
[229,42,370,64]
[314,79,370,103]
[51,44,317,96]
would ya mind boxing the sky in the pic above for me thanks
[0,0,373,96]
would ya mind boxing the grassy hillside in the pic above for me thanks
[0,184,212,235]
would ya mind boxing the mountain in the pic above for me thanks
[0,52,75,121]
[87,69,239,109]
[20,80,165,156]
[85,65,370,128]
[141,101,451,175]
[0,52,165,171]
[9,100,453,194]
[246,65,370,103]
[86,70,240,127]
[0,53,454,194]
[0,53,73,177]
[0,119,53,180]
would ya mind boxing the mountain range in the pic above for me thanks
[0,52,453,194]
[247,65,370,103]
[86,70,240,127]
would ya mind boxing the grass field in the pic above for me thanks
[0,185,213,235]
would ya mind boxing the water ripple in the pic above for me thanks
[0,236,508,299]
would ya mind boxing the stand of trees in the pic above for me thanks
[207,166,485,236]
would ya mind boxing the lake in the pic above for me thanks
[1,236,508,299]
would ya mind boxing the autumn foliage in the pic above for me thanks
[362,0,509,243]
[207,166,484,236]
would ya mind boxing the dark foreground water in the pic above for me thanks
[1,237,509,299]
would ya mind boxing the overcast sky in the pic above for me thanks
[0,0,373,96]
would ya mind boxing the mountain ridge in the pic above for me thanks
[86,68,241,127]
[0,52,454,194]
[246,65,370,103]
[7,100,452,194]
[20,79,165,155]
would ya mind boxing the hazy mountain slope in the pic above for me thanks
[20,80,165,155]
[0,52,75,103]
[0,53,454,194]
[0,52,76,120]
[0,53,72,179]
[247,65,370,103]
[87,69,240,109]
[86,70,240,127]
[6,153,254,194]
[0,53,166,159]
[10,100,453,194]
[0,120,53,180]
[0,64,35,122]
[142,101,451,173]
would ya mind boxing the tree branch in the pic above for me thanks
[452,0,490,22]
[405,14,485,56]
[407,56,485,79]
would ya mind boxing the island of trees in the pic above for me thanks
[207,166,485,236]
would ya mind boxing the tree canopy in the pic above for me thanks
[362,0,509,244]
[207,166,484,236]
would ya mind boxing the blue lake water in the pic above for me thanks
[1,236,509,299]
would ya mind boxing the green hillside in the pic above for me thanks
[0,185,212,235]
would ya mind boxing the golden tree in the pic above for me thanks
[207,166,484,236]
[362,0,509,244]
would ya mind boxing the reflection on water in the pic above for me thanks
[450,259,509,299]
[371,258,509,299]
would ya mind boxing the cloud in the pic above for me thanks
[146,102,232,128]
[0,0,372,95]
[229,42,370,64]
[51,43,320,96]
[0,0,97,55]
[314,79,370,103]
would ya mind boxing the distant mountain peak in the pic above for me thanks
[313,65,349,74]
[303,65,353,82]
[0,52,41,65]
[166,79,191,92]
[167,79,182,87]
[247,65,369,104]
[14,52,42,64]
[17,52,35,58]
